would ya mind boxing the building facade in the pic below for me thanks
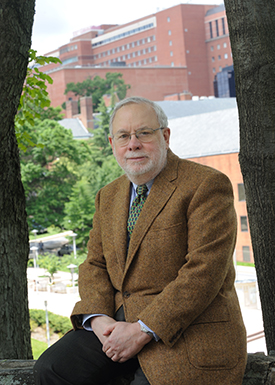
[41,4,233,111]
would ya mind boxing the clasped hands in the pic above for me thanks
[91,316,152,363]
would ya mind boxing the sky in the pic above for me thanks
[32,0,223,55]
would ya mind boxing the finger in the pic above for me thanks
[103,325,115,336]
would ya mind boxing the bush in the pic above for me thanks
[29,309,72,336]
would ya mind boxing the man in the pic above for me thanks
[34,96,247,385]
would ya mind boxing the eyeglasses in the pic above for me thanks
[112,127,164,147]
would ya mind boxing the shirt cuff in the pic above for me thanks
[82,314,107,331]
[138,320,160,342]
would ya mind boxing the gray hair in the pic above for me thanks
[109,96,168,136]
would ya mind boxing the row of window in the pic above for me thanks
[97,56,158,67]
[93,36,156,60]
[60,45,78,55]
[212,53,229,62]
[92,23,154,47]
[95,45,157,63]
[237,183,251,261]
[209,18,226,39]
[210,42,228,51]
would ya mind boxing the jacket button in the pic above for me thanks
[123,291,131,298]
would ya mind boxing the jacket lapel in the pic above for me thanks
[125,150,179,272]
[112,176,131,272]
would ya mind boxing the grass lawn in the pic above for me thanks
[31,338,48,360]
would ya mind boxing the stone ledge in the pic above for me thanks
[1,354,275,385]
[0,360,35,385]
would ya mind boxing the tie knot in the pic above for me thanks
[136,184,148,197]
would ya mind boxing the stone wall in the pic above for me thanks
[1,354,275,385]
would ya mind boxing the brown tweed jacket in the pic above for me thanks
[71,149,247,385]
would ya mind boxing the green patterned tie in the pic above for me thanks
[127,184,148,237]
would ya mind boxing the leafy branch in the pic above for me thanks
[15,49,61,151]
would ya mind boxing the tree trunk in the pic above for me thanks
[224,0,275,354]
[0,0,35,358]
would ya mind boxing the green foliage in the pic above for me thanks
[16,49,61,151]
[64,72,130,111]
[20,119,89,229]
[21,89,124,245]
[63,155,123,247]
[38,254,61,280]
[29,309,72,335]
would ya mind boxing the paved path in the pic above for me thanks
[27,265,267,354]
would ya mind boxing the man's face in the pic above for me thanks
[109,103,170,184]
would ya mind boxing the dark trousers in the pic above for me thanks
[33,309,150,385]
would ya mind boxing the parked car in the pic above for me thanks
[30,220,48,235]
[57,244,74,256]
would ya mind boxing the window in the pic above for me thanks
[240,216,248,232]
[215,20,219,37]
[112,49,115,54]
[147,37,151,43]
[213,68,216,73]
[167,17,170,22]
[143,48,146,54]
[131,42,135,48]
[168,30,172,35]
[238,183,246,201]
[219,66,222,71]
[224,53,228,59]
[142,39,145,44]
[242,246,251,262]
[122,45,125,51]
[127,44,130,49]
[211,46,214,51]
[127,53,131,59]
[132,52,136,58]
[171,62,174,67]
[223,42,227,48]
[217,44,220,50]
[148,47,151,53]
[212,57,215,62]
[169,41,172,46]
[222,18,226,35]
[209,22,213,39]
[117,47,120,52]
[107,50,110,55]
[144,59,147,64]
[186,50,189,54]
[218,55,221,60]
[170,51,173,57]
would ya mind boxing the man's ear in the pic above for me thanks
[108,136,115,153]
[163,127,171,149]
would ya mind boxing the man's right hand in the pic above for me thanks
[91,316,116,345]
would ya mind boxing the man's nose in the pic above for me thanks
[127,133,142,150]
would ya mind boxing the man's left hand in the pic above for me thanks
[102,321,152,363]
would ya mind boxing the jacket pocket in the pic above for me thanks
[184,320,239,370]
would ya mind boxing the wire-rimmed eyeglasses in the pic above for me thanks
[112,127,164,147]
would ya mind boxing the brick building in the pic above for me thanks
[41,3,233,112]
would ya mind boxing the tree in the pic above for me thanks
[64,72,130,110]
[224,0,275,354]
[0,0,35,359]
[20,119,89,229]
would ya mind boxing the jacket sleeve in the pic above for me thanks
[71,190,115,329]
[137,171,237,347]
